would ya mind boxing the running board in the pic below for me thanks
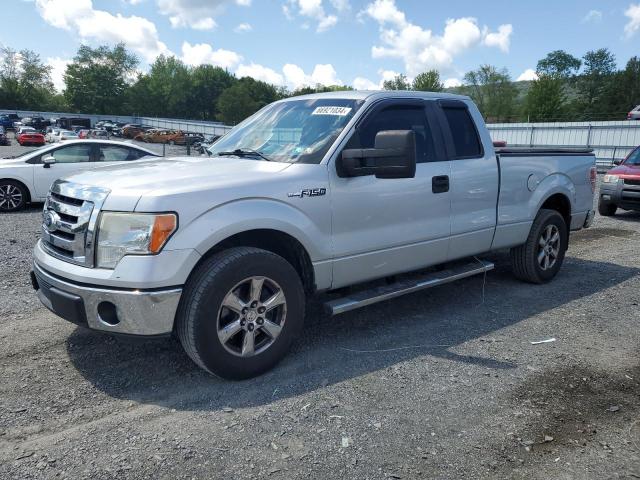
[324,260,494,316]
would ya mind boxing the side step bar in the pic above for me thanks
[324,260,494,316]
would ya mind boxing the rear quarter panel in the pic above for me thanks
[492,153,595,249]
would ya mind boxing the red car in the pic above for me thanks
[17,132,46,146]
[598,145,640,215]
[78,129,91,139]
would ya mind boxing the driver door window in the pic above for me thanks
[34,145,94,198]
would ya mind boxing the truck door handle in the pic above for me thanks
[432,175,449,193]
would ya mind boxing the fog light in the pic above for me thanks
[97,301,120,326]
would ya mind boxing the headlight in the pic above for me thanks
[96,212,177,269]
[603,174,620,183]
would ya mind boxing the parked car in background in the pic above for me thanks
[122,124,147,139]
[0,140,160,211]
[45,127,61,143]
[182,132,205,146]
[137,129,187,144]
[0,114,19,131]
[78,129,91,139]
[0,126,9,146]
[17,130,45,146]
[22,116,49,132]
[598,145,640,215]
[52,130,79,143]
[89,129,109,139]
[17,126,37,136]
[628,106,640,120]
[58,117,91,131]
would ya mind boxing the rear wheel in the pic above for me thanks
[176,247,305,379]
[510,209,568,284]
[597,198,617,216]
[0,180,27,212]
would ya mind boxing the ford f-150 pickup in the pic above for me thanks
[31,91,597,379]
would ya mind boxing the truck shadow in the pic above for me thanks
[65,254,638,411]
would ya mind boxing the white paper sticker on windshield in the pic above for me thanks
[312,106,352,116]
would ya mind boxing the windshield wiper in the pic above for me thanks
[216,148,272,162]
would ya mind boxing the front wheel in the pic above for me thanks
[0,180,28,212]
[598,198,617,216]
[176,247,305,379]
[510,209,568,284]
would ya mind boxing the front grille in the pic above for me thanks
[41,180,110,267]
[623,178,640,186]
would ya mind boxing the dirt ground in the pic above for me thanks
[0,184,639,479]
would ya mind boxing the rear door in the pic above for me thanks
[435,99,499,260]
[329,99,452,288]
[33,143,94,198]
[95,143,154,167]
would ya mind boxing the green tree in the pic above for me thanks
[188,65,235,120]
[412,70,443,92]
[382,74,410,90]
[64,43,138,114]
[0,46,21,109]
[576,48,617,117]
[600,56,640,119]
[536,50,581,79]
[217,77,281,124]
[139,55,193,117]
[19,50,54,110]
[463,65,517,122]
[525,75,567,121]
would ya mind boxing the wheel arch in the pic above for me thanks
[539,192,571,229]
[190,229,316,294]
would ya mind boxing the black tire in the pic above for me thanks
[0,180,28,212]
[510,209,568,284]
[597,198,617,216]
[176,247,305,380]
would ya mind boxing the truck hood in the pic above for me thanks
[63,156,292,199]
[608,163,640,178]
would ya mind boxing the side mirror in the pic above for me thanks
[42,156,56,168]
[339,130,417,179]
[613,158,623,166]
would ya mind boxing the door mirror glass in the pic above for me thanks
[339,130,417,179]
[42,155,56,168]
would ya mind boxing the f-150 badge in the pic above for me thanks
[287,188,327,198]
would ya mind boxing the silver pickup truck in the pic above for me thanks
[31,91,596,379]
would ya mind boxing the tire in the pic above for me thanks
[598,198,617,216]
[0,180,28,212]
[176,247,305,379]
[510,209,568,284]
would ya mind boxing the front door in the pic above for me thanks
[329,99,451,289]
[33,143,95,198]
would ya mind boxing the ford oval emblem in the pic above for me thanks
[43,210,58,232]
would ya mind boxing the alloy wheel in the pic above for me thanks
[537,224,560,270]
[0,184,23,211]
[217,276,287,357]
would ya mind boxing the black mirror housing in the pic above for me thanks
[613,158,623,166]
[339,130,416,179]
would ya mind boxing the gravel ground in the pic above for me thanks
[0,171,639,479]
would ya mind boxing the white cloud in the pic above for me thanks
[353,76,379,90]
[236,0,251,5]
[156,0,224,30]
[443,77,462,88]
[362,0,512,75]
[35,0,171,62]
[285,0,346,32]
[482,24,512,53]
[46,57,70,92]
[582,10,602,23]
[516,68,538,82]
[181,42,242,69]
[236,63,285,85]
[624,3,640,38]
[234,22,252,33]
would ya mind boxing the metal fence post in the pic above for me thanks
[529,125,535,147]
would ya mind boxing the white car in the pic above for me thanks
[52,130,79,143]
[45,127,61,143]
[0,140,159,211]
[628,105,640,120]
[16,126,37,135]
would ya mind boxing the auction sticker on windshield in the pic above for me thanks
[312,106,352,116]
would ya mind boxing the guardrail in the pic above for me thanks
[487,121,640,171]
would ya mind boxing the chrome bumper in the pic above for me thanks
[32,262,182,336]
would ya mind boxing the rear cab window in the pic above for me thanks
[438,101,483,159]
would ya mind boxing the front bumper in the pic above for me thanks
[32,262,182,336]
[600,180,640,211]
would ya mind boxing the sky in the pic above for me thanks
[3,0,640,92]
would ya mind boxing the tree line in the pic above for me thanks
[1,43,638,125]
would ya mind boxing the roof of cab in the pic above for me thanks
[280,90,471,102]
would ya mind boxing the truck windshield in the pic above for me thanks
[625,147,640,165]
[208,98,362,164]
